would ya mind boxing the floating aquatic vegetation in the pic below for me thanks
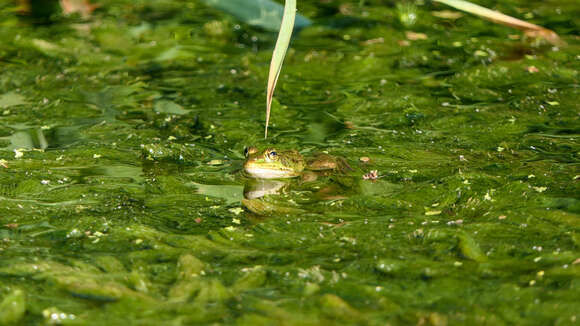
[0,289,26,325]
[0,0,577,324]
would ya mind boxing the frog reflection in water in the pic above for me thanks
[242,147,353,215]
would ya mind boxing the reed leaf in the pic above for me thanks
[264,0,296,138]
[433,0,564,45]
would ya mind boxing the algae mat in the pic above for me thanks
[0,0,579,324]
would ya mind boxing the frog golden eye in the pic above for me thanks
[267,150,278,160]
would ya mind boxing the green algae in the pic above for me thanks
[0,0,579,325]
[0,289,26,325]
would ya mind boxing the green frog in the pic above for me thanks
[243,147,348,179]
[242,147,354,215]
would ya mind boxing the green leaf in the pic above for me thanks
[265,0,296,138]
[201,0,310,32]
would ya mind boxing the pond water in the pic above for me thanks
[0,0,578,324]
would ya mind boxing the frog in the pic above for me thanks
[243,147,348,179]
[242,147,355,215]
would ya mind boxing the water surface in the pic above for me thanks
[0,0,578,324]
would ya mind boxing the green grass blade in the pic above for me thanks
[433,0,564,45]
[265,0,296,139]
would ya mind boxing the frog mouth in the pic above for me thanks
[244,165,298,179]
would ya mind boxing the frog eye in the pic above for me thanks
[267,150,278,160]
[244,147,258,157]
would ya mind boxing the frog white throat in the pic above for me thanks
[245,166,298,179]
